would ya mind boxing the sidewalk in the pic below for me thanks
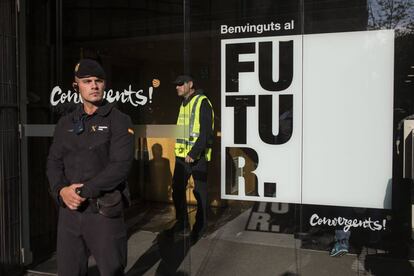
[26,205,414,276]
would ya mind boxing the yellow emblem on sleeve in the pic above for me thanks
[128,128,134,135]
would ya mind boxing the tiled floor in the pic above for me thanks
[25,201,414,276]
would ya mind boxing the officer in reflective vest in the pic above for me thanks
[170,75,214,241]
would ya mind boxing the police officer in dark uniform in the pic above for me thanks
[170,75,214,241]
[47,59,134,276]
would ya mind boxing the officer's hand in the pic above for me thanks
[185,155,194,163]
[59,184,86,210]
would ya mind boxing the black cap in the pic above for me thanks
[74,59,106,79]
[173,75,193,85]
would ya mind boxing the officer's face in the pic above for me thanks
[75,76,105,104]
[176,81,193,98]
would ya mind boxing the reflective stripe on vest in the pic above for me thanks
[175,94,213,161]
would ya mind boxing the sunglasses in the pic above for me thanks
[175,82,185,86]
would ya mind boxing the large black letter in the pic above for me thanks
[258,94,293,145]
[258,41,293,91]
[226,43,255,92]
[226,95,255,144]
[226,147,259,197]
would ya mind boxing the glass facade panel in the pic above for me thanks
[184,1,303,275]
[21,0,414,275]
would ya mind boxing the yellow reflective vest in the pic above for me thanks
[175,94,214,161]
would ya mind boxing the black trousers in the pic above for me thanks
[57,207,127,276]
[172,156,208,231]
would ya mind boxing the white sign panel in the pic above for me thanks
[302,30,394,209]
[221,30,394,209]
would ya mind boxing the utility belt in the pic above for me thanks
[87,190,123,218]
[81,183,130,218]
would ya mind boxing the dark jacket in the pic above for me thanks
[47,102,134,206]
